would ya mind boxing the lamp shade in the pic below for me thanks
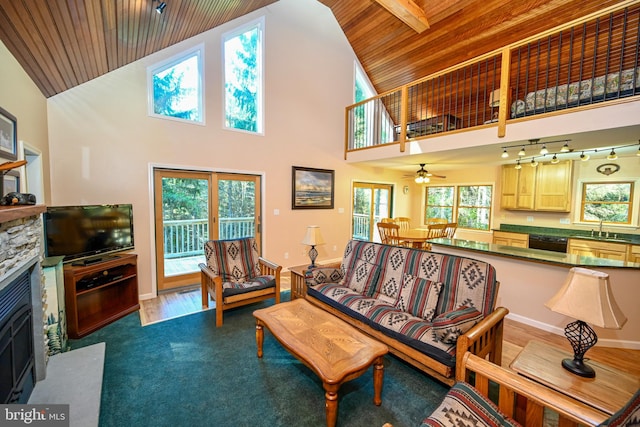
[545,267,627,329]
[301,225,325,246]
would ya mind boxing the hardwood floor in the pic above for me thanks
[139,271,640,378]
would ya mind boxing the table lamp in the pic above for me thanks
[545,267,627,378]
[301,225,325,268]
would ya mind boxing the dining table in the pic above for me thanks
[397,228,437,248]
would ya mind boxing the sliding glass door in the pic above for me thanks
[352,182,393,242]
[153,169,261,292]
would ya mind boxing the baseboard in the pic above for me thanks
[506,312,640,350]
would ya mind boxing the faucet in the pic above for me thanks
[598,219,603,237]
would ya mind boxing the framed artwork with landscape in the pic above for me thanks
[0,106,17,161]
[292,166,334,209]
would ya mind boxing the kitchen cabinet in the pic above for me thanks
[492,231,529,248]
[629,245,640,263]
[500,161,572,212]
[567,238,628,262]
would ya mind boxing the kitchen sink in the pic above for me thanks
[569,235,631,244]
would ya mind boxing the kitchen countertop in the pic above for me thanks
[495,224,640,245]
[430,238,640,269]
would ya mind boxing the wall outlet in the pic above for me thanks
[338,207,344,214]
[526,216,534,222]
[274,209,280,215]
[559,218,570,224]
[284,252,288,259]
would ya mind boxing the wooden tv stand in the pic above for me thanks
[64,253,139,338]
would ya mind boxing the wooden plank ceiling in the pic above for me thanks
[0,0,631,98]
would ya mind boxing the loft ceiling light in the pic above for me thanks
[501,148,509,158]
[414,163,430,184]
[155,1,167,14]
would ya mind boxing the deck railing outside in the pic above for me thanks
[345,3,639,155]
[163,217,255,258]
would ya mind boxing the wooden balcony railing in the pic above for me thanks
[345,1,640,158]
[163,217,254,258]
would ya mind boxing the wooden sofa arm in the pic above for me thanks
[459,352,608,426]
[456,306,509,380]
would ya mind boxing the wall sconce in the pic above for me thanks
[301,226,325,268]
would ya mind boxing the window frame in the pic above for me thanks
[147,44,205,125]
[222,17,265,135]
[424,184,494,231]
[579,180,635,225]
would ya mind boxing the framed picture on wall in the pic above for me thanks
[3,171,20,197]
[292,166,335,209]
[0,106,17,161]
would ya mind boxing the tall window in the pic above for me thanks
[581,182,634,224]
[223,18,263,134]
[425,185,493,231]
[148,46,203,123]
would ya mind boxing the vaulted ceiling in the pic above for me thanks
[0,0,628,99]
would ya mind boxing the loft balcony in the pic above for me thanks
[344,2,640,163]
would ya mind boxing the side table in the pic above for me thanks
[510,340,640,415]
[288,263,310,300]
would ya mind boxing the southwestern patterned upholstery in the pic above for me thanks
[511,67,640,117]
[200,237,281,327]
[305,240,503,378]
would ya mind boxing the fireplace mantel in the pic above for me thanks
[0,205,46,223]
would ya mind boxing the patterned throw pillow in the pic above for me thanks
[395,275,442,321]
[344,258,379,294]
[421,381,521,427]
[599,389,640,427]
[432,306,483,344]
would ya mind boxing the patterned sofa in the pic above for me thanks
[303,239,508,385]
[511,67,640,117]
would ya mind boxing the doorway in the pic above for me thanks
[352,182,393,242]
[153,169,261,292]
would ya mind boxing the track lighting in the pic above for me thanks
[607,149,618,160]
[518,146,526,156]
[515,160,521,170]
[540,144,548,155]
[580,152,590,161]
[156,1,167,14]
[501,148,509,158]
[561,143,570,153]
[530,158,538,167]
[551,154,559,164]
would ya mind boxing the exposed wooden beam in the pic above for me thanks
[373,0,430,33]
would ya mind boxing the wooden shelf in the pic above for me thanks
[64,253,139,338]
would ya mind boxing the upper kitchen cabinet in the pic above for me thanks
[500,161,572,212]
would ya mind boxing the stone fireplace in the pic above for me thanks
[0,205,47,403]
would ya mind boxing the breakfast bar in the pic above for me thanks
[428,238,639,346]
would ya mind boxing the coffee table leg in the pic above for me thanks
[373,356,384,406]
[255,321,264,358]
[324,384,339,427]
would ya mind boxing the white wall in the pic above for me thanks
[0,41,50,202]
[45,0,404,298]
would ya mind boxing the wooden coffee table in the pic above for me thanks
[253,299,389,427]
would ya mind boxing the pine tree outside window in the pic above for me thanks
[148,46,203,123]
[223,18,264,134]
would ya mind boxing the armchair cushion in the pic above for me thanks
[432,306,483,344]
[222,275,276,297]
[204,237,261,282]
[421,381,520,427]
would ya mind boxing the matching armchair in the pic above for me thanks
[199,237,281,327]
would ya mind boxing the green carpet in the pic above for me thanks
[70,293,448,427]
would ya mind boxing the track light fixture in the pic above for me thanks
[501,148,509,158]
[515,160,522,170]
[518,146,526,156]
[540,144,549,155]
[580,152,590,161]
[561,143,570,153]
[505,141,640,168]
[607,149,618,160]
[530,158,538,167]
[551,154,559,164]
[155,1,167,14]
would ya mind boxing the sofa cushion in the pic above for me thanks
[342,258,380,294]
[222,275,275,297]
[600,388,640,426]
[420,381,521,427]
[432,306,483,344]
[204,237,260,282]
[395,275,442,321]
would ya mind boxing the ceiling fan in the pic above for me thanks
[406,163,446,183]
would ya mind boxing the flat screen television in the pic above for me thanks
[44,204,135,264]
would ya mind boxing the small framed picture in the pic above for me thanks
[3,171,20,196]
[292,166,335,210]
[0,106,17,161]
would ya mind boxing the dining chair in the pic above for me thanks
[420,223,448,250]
[380,218,396,224]
[426,218,448,225]
[444,222,457,238]
[376,222,402,246]
[394,217,411,232]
